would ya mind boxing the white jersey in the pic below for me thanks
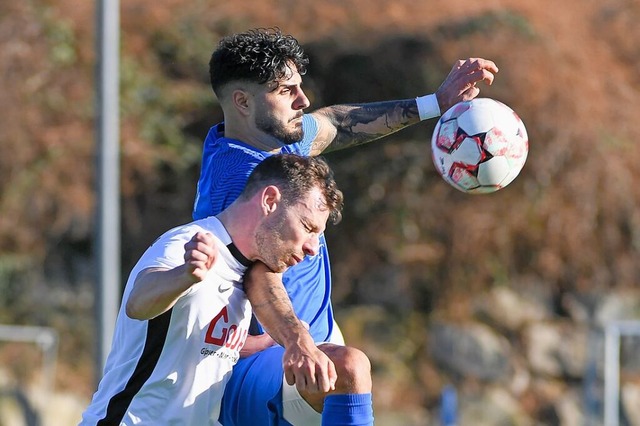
[80,217,252,426]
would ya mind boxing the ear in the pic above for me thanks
[261,185,281,216]
[232,89,251,117]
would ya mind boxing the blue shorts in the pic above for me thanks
[219,324,345,425]
[219,346,292,426]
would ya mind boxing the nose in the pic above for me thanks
[294,89,310,110]
[302,234,320,257]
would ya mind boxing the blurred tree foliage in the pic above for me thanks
[0,0,639,397]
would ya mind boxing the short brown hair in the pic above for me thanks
[241,154,343,225]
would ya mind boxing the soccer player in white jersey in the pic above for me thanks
[79,154,344,426]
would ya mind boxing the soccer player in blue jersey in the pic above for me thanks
[194,28,499,425]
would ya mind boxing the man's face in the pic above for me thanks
[255,186,329,273]
[253,65,310,145]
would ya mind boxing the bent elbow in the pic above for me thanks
[125,298,145,320]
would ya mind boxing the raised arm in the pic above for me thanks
[308,57,498,155]
[244,261,337,393]
[126,231,217,320]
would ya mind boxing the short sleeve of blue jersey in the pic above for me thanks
[282,114,316,156]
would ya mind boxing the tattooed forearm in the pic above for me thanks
[319,99,421,153]
[244,265,309,346]
[251,289,305,345]
[250,286,293,318]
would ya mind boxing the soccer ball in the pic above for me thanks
[431,98,528,194]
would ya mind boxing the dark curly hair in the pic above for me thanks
[209,28,309,98]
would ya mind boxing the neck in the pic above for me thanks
[222,122,285,153]
[216,206,256,262]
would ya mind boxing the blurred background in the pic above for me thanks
[1,0,640,424]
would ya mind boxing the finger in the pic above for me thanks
[315,363,331,393]
[451,59,466,72]
[198,234,218,266]
[460,68,495,87]
[193,231,213,243]
[476,68,496,85]
[295,381,307,394]
[185,255,213,276]
[185,241,217,265]
[303,364,318,391]
[285,368,296,386]
[187,247,210,261]
[184,234,204,254]
[188,232,215,252]
[193,236,216,253]
[460,58,499,74]
[456,71,493,94]
[459,85,481,102]
[477,58,499,73]
[182,262,207,283]
[294,371,308,393]
[327,359,337,391]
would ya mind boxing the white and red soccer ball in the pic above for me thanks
[431,98,528,194]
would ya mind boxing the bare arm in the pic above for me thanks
[308,57,498,155]
[244,261,337,393]
[309,99,420,154]
[126,231,218,320]
[239,333,278,358]
[245,265,311,347]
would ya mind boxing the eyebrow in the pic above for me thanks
[301,216,322,233]
[269,80,301,92]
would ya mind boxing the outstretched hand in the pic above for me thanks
[435,58,499,113]
[283,336,337,394]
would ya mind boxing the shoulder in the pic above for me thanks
[134,222,207,270]
[278,115,320,156]
[201,137,264,183]
[202,127,266,168]
[155,222,207,246]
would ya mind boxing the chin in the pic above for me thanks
[289,123,304,142]
[282,131,304,145]
[280,261,292,271]
[267,262,287,273]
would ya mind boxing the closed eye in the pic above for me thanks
[301,219,317,234]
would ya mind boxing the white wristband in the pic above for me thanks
[415,94,440,121]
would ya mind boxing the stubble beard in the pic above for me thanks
[255,111,304,145]
[255,216,289,273]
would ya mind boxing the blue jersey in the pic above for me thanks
[193,116,335,343]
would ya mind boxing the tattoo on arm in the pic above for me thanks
[250,282,299,327]
[320,99,420,152]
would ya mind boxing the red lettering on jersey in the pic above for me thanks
[204,307,248,350]
[229,328,248,351]
[224,324,237,348]
[204,306,229,346]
